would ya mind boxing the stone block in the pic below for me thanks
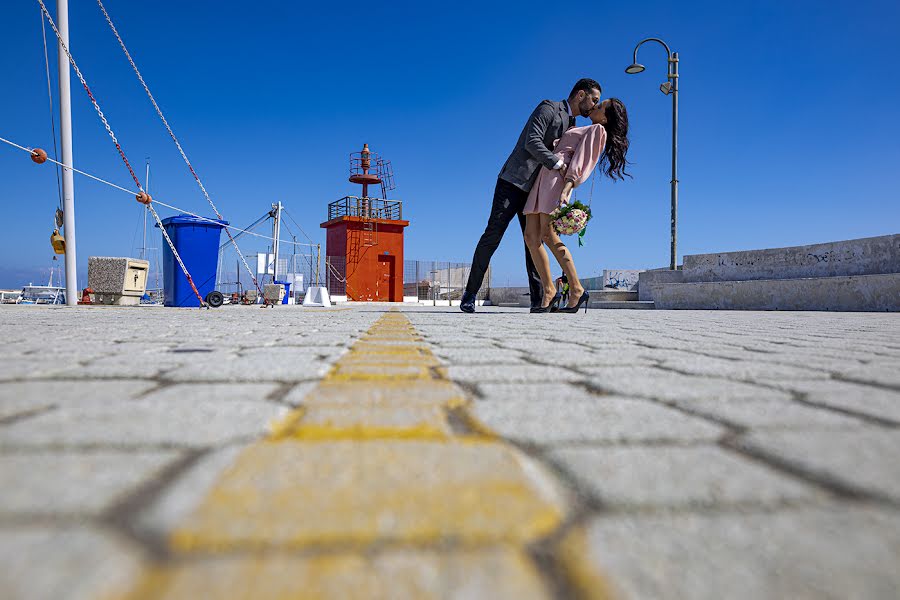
[550,445,822,508]
[767,379,900,423]
[558,508,900,600]
[87,256,149,306]
[472,384,722,444]
[120,548,552,600]
[0,527,145,600]
[167,440,568,550]
[0,450,180,516]
[580,366,792,402]
[736,429,900,501]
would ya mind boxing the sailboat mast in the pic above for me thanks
[57,0,77,305]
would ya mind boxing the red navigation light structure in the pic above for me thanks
[321,144,408,301]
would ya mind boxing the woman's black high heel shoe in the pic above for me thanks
[548,291,563,313]
[558,290,590,313]
[531,290,562,313]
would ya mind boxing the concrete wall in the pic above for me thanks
[486,287,532,307]
[652,273,900,312]
[637,269,684,302]
[682,234,900,283]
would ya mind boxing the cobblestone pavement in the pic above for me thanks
[0,304,898,599]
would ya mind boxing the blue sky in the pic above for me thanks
[1,0,898,289]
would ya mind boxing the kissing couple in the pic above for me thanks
[460,78,631,314]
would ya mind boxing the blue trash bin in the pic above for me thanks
[274,280,292,304]
[156,214,228,307]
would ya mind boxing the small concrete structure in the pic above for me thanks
[87,257,149,306]
[263,284,285,305]
[603,269,643,290]
[302,286,332,307]
[640,234,900,311]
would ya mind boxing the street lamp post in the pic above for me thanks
[626,38,679,270]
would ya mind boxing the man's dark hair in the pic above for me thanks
[570,78,602,98]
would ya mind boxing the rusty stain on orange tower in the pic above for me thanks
[321,144,408,302]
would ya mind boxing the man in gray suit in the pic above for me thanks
[460,78,602,313]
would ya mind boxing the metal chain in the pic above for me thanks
[94,0,262,298]
[35,0,207,307]
[39,8,63,212]
[36,0,141,190]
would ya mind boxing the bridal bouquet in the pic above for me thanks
[550,200,592,246]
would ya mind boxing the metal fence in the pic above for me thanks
[216,253,322,298]
[321,257,490,303]
[403,260,490,302]
[324,255,347,297]
[327,197,402,221]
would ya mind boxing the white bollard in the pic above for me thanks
[302,286,332,307]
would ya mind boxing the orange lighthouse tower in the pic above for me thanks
[321,144,409,301]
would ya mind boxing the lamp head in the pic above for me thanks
[659,81,673,95]
[625,63,645,74]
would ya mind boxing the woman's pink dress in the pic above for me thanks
[522,123,607,215]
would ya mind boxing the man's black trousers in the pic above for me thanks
[464,177,543,306]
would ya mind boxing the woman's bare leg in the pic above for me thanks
[539,214,585,308]
[524,213,556,306]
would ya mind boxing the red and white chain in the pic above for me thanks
[36,0,207,308]
[94,0,262,298]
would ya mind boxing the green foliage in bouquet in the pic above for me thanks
[550,200,593,246]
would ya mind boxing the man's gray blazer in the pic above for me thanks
[498,99,571,193]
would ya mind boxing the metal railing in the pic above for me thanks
[321,257,490,303]
[403,260,490,302]
[327,196,402,221]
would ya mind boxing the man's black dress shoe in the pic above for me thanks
[460,291,476,313]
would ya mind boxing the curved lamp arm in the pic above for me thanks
[632,37,672,63]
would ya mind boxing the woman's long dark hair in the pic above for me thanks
[599,98,631,180]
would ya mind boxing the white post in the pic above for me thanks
[272,201,282,281]
[57,0,77,305]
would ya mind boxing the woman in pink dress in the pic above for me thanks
[522,98,631,313]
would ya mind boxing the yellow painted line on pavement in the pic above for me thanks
[123,548,554,600]
[120,310,587,599]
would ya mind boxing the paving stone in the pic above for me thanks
[0,357,78,382]
[446,364,584,384]
[0,450,181,516]
[122,548,551,600]
[284,380,466,408]
[0,395,289,448]
[0,398,55,421]
[136,446,243,538]
[550,445,823,508]
[766,379,900,423]
[581,366,793,402]
[162,353,329,383]
[54,353,190,379]
[169,440,568,551]
[559,508,900,600]
[673,397,866,429]
[141,382,279,403]
[273,404,453,440]
[660,355,830,381]
[0,379,158,409]
[432,347,528,365]
[473,384,722,444]
[737,429,900,501]
[0,526,145,600]
[837,361,900,389]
